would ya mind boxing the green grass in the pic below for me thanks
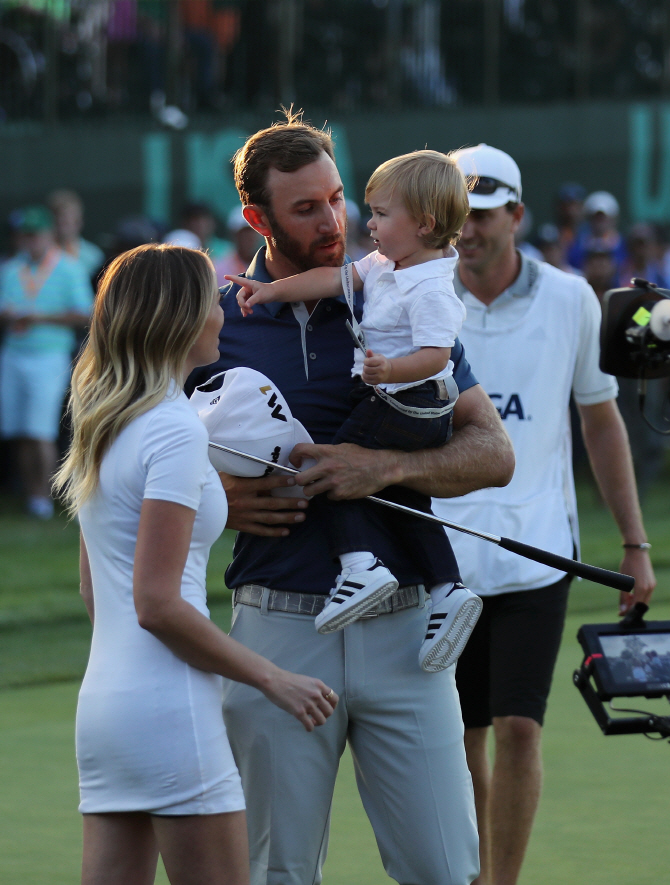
[3,478,668,688]
[0,682,385,885]
[568,475,670,613]
[0,494,237,688]
[0,480,669,883]
[2,609,670,885]
[0,495,236,627]
[0,478,668,629]
[523,603,670,885]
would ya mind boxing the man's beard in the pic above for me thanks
[265,207,347,271]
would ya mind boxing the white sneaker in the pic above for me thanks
[419,583,482,672]
[315,559,399,634]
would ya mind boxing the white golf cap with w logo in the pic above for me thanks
[190,367,314,481]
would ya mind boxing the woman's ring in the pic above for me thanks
[326,689,335,701]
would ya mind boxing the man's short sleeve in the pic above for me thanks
[572,281,618,405]
[451,339,478,394]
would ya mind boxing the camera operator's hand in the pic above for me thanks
[618,548,656,616]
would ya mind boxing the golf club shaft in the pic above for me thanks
[368,496,633,593]
[208,441,634,593]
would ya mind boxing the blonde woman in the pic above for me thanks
[54,245,337,885]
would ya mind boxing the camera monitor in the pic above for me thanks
[577,621,670,700]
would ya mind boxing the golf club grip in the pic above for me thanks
[498,537,635,592]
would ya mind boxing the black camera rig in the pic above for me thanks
[600,279,670,433]
[573,605,670,741]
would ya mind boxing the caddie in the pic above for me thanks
[187,114,515,885]
[434,143,656,885]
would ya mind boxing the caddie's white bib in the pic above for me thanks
[433,261,581,595]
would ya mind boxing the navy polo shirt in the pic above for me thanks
[187,248,479,596]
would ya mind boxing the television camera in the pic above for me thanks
[575,283,670,739]
[600,279,670,432]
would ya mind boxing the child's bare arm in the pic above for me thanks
[362,347,451,386]
[228,265,363,316]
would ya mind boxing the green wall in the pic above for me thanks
[2,101,670,243]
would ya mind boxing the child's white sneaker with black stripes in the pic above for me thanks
[419,583,483,672]
[315,559,399,634]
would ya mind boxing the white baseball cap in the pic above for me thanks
[453,144,522,209]
[583,191,619,217]
[190,367,314,488]
[163,228,203,249]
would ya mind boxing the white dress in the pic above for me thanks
[76,390,245,815]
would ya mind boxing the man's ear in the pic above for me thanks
[509,203,525,236]
[243,205,272,238]
[417,214,437,238]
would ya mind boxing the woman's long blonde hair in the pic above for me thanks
[54,244,217,515]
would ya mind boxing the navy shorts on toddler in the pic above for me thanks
[326,378,461,588]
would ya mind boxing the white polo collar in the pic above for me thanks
[376,246,459,294]
[454,250,540,306]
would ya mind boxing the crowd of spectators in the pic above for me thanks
[3,1,670,124]
[0,181,668,518]
[0,189,374,517]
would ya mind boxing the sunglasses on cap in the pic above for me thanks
[467,176,520,201]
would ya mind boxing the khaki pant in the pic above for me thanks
[222,590,479,885]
